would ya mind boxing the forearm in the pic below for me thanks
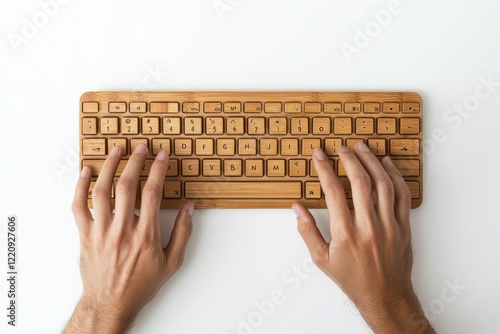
[63,296,137,334]
[358,293,435,334]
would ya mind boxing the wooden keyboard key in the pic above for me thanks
[152,138,171,155]
[175,139,193,156]
[305,182,321,199]
[333,118,352,135]
[269,117,287,135]
[400,118,420,135]
[163,117,181,135]
[88,180,96,198]
[184,117,203,135]
[203,159,221,176]
[377,118,396,135]
[291,117,309,135]
[217,138,236,156]
[195,139,214,156]
[305,102,321,113]
[364,102,380,114]
[140,160,154,176]
[312,117,331,135]
[224,102,241,113]
[367,139,386,156]
[129,102,147,113]
[224,159,243,176]
[264,102,282,113]
[83,159,127,176]
[182,159,200,176]
[142,117,160,135]
[345,102,361,114]
[247,117,266,135]
[406,181,420,199]
[109,102,127,113]
[101,117,119,135]
[289,159,306,177]
[130,139,148,154]
[383,102,400,114]
[324,138,342,156]
[82,102,98,113]
[260,139,278,156]
[238,138,257,156]
[164,181,182,199]
[392,160,420,176]
[390,139,420,156]
[245,159,264,177]
[122,117,139,135]
[267,159,286,177]
[206,117,224,135]
[244,102,262,113]
[151,102,179,113]
[227,117,245,135]
[285,102,301,114]
[337,160,346,176]
[324,102,342,113]
[82,117,98,135]
[355,118,374,135]
[346,139,364,151]
[204,102,222,113]
[183,102,200,113]
[403,102,420,114]
[82,138,106,156]
[281,138,299,156]
[185,182,302,199]
[166,159,178,176]
[108,138,127,155]
[302,138,321,156]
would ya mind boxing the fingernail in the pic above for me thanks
[187,201,195,216]
[80,166,90,178]
[355,142,369,153]
[157,150,169,162]
[292,204,301,217]
[134,144,148,154]
[110,145,121,157]
[383,156,395,168]
[313,148,327,161]
[339,146,349,153]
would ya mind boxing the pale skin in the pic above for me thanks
[65,142,434,334]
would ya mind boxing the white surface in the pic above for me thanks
[1,0,500,333]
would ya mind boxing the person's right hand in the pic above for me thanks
[293,143,435,333]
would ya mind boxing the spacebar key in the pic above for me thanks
[185,182,302,199]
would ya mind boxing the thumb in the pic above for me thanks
[293,203,329,268]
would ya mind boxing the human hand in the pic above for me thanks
[293,143,434,333]
[64,144,194,334]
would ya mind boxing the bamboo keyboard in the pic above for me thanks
[80,92,423,209]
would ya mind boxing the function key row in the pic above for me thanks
[82,101,420,114]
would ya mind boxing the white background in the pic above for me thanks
[1,0,500,333]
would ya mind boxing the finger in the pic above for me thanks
[114,144,148,223]
[72,166,93,235]
[164,201,194,279]
[353,142,395,226]
[312,148,351,233]
[138,150,169,240]
[91,146,122,222]
[293,203,329,269]
[338,146,376,221]
[381,157,411,227]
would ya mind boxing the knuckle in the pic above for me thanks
[322,182,345,198]
[352,173,372,192]
[376,177,394,198]
[115,178,136,197]
[91,186,109,201]
[141,184,162,200]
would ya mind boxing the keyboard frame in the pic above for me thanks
[80,91,423,209]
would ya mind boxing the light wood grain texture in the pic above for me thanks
[80,91,423,209]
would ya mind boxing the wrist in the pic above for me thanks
[357,291,435,334]
[64,296,138,334]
